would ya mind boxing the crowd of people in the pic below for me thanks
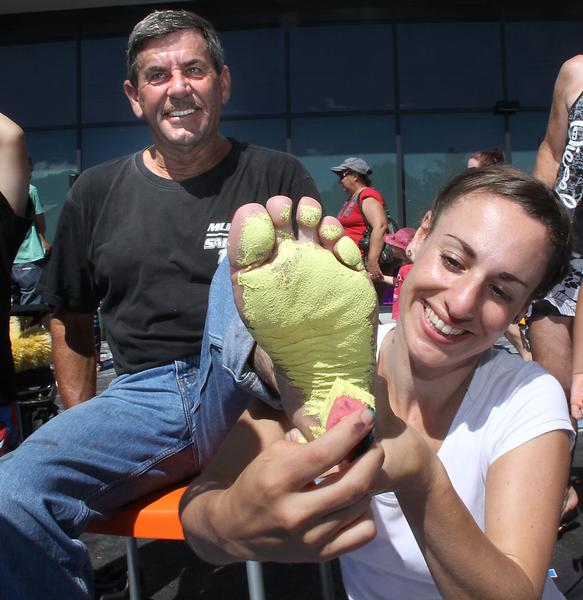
[0,7,582,600]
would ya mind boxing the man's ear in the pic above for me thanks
[220,65,231,106]
[123,80,143,119]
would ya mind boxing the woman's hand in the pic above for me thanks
[366,259,384,281]
[180,405,385,565]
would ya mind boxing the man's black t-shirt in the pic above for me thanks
[0,195,32,404]
[43,139,319,375]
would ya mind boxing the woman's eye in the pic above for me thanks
[441,253,462,271]
[490,285,512,303]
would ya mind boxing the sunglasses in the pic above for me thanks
[337,170,351,179]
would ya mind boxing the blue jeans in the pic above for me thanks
[11,259,46,305]
[0,258,267,599]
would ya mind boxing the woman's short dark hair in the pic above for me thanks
[469,148,505,167]
[428,165,572,300]
[127,10,225,86]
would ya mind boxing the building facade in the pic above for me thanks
[1,1,582,236]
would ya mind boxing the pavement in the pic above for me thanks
[49,335,583,599]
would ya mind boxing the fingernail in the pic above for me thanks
[355,407,375,430]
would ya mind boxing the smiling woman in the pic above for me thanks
[181,165,574,600]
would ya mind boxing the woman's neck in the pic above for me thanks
[351,184,367,197]
[379,328,480,446]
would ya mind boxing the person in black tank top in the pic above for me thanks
[531,55,583,524]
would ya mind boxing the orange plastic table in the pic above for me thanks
[87,482,267,600]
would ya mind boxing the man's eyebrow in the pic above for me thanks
[143,65,165,74]
[144,59,202,72]
[445,234,527,287]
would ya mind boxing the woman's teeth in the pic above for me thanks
[424,305,465,336]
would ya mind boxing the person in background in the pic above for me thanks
[532,55,583,413]
[10,157,50,306]
[333,157,388,282]
[529,56,583,523]
[0,112,32,455]
[382,227,416,320]
[467,148,504,169]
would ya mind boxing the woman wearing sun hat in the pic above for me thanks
[332,157,388,281]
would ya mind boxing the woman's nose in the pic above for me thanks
[445,276,481,321]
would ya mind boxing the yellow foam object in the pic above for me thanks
[10,317,52,373]
[236,211,276,266]
[336,236,364,270]
[311,377,375,438]
[238,239,377,437]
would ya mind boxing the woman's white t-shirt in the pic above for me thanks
[340,330,573,600]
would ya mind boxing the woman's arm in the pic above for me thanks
[397,431,569,600]
[361,196,387,280]
[180,400,384,565]
[374,374,571,599]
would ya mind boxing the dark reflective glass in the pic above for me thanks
[398,23,502,109]
[221,29,286,116]
[82,125,151,170]
[506,21,583,108]
[82,37,135,123]
[289,25,394,113]
[402,113,505,223]
[0,42,76,127]
[220,119,287,151]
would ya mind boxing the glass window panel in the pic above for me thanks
[220,29,286,116]
[402,113,505,224]
[292,116,397,219]
[82,37,135,123]
[506,22,583,108]
[82,125,152,170]
[289,25,394,113]
[26,130,77,241]
[0,42,76,128]
[509,112,549,175]
[398,23,502,109]
[219,119,287,151]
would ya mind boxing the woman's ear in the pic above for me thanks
[407,211,432,259]
[419,210,432,233]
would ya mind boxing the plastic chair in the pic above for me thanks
[87,482,267,600]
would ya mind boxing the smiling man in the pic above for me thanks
[0,10,318,599]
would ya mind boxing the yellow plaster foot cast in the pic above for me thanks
[228,196,377,439]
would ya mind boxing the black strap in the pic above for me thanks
[358,190,398,234]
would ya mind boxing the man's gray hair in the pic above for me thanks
[127,10,225,86]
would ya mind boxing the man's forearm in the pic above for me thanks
[50,313,97,408]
